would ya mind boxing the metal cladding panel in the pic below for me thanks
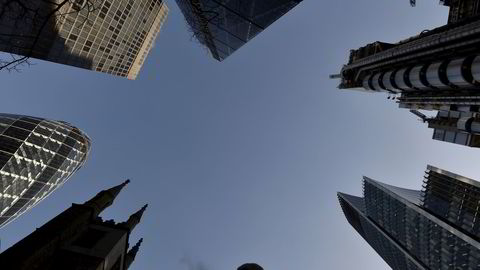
[472,56,480,83]
[426,62,450,89]
[395,68,415,91]
[447,58,471,87]
[362,74,374,90]
[371,73,384,91]
[472,121,480,133]
[382,71,394,89]
[382,71,402,93]
[0,113,91,228]
[409,65,429,90]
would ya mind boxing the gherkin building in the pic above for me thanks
[0,113,90,228]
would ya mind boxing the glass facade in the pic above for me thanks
[339,166,480,270]
[175,0,302,61]
[0,0,168,79]
[0,113,91,228]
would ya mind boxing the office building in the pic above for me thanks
[0,180,147,270]
[175,0,303,61]
[332,1,480,148]
[0,0,168,79]
[0,113,91,228]
[338,165,480,270]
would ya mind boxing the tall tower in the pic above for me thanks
[175,0,303,61]
[0,0,169,79]
[333,1,480,148]
[0,113,91,229]
[0,180,148,270]
[338,165,480,269]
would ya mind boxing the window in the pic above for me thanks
[455,133,469,145]
[433,129,445,141]
[444,131,456,143]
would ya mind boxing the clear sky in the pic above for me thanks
[2,1,477,269]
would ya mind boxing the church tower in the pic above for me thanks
[0,180,147,270]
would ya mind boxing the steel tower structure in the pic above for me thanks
[333,1,480,148]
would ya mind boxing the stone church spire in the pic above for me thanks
[120,204,148,232]
[125,238,143,269]
[83,179,130,216]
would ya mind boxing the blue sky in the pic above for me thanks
[2,1,478,269]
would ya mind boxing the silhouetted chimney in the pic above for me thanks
[238,263,264,270]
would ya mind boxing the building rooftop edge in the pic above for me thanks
[427,165,480,189]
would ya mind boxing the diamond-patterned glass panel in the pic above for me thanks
[0,113,91,228]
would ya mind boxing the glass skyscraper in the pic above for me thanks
[175,0,303,61]
[338,165,480,270]
[0,0,168,79]
[0,113,91,228]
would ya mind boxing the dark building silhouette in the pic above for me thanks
[338,165,480,270]
[0,180,147,270]
[238,263,264,270]
[333,1,480,148]
[0,113,91,228]
[175,0,303,61]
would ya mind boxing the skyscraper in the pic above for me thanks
[0,0,168,79]
[0,180,147,270]
[338,165,480,270]
[0,113,91,228]
[175,0,303,61]
[332,1,480,148]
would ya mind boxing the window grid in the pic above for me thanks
[0,114,91,228]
